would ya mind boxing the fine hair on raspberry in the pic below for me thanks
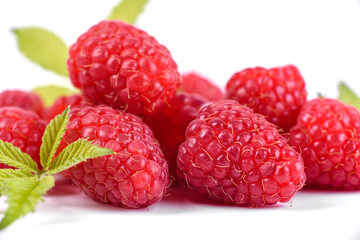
[225,65,307,132]
[0,106,46,169]
[177,100,305,206]
[289,98,360,189]
[67,20,179,116]
[58,105,169,208]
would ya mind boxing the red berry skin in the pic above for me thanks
[67,20,179,116]
[0,90,45,118]
[180,72,224,101]
[177,100,305,206]
[289,98,360,190]
[225,65,307,132]
[144,93,206,178]
[58,105,169,208]
[44,94,89,121]
[0,107,46,169]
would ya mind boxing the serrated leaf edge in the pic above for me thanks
[40,107,70,171]
[0,140,39,174]
[47,139,114,175]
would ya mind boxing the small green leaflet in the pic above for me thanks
[32,85,79,107]
[0,176,55,230]
[48,139,114,175]
[40,107,70,171]
[0,140,39,174]
[338,81,360,111]
[0,169,32,195]
[0,107,115,229]
[12,27,69,77]
[107,0,149,24]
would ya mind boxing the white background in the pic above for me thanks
[1,0,360,239]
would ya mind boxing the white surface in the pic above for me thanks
[2,178,360,240]
[1,0,360,239]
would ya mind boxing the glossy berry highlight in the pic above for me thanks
[225,65,307,132]
[67,20,179,116]
[58,105,169,208]
[289,98,360,189]
[0,107,46,169]
[177,100,305,206]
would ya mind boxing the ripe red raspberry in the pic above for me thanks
[0,107,46,169]
[225,65,307,132]
[177,100,305,206]
[144,93,206,177]
[0,90,45,118]
[180,72,223,101]
[44,94,89,121]
[67,20,179,116]
[58,105,169,208]
[289,98,360,189]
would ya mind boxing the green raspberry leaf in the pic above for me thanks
[107,0,149,24]
[0,169,32,196]
[40,107,70,172]
[0,140,39,174]
[338,81,360,111]
[32,85,79,107]
[12,27,69,77]
[0,175,55,230]
[47,139,114,175]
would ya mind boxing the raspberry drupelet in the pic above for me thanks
[0,90,45,118]
[144,93,206,178]
[289,98,360,189]
[225,65,307,132]
[58,105,169,208]
[180,72,223,102]
[67,20,179,116]
[0,107,46,169]
[177,100,305,206]
[44,94,89,121]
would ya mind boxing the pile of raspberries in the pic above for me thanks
[2,20,360,208]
